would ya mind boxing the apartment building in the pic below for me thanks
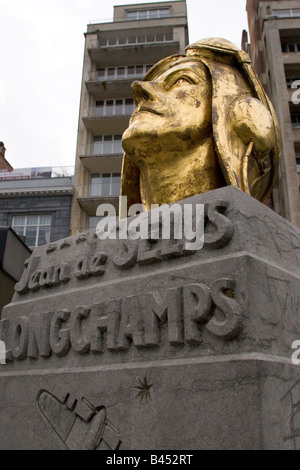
[70,1,188,234]
[245,0,300,227]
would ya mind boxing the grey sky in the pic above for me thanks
[0,0,248,170]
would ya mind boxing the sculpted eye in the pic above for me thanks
[172,77,194,87]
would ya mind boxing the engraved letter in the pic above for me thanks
[27,311,53,359]
[89,302,108,353]
[70,306,91,354]
[204,200,234,248]
[15,256,40,295]
[11,316,29,360]
[206,278,241,340]
[143,287,183,346]
[50,309,71,356]
[183,283,213,344]
[117,295,144,349]
[90,252,108,276]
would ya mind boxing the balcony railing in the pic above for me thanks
[88,13,186,25]
[88,32,177,49]
[77,183,120,198]
[88,65,152,82]
[83,105,135,119]
[80,143,124,157]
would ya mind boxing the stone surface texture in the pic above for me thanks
[0,186,300,450]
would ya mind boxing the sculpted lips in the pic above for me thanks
[134,106,163,116]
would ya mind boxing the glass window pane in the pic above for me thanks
[127,11,137,20]
[128,36,136,44]
[156,34,164,42]
[38,227,51,246]
[105,100,114,116]
[111,173,121,195]
[88,216,104,229]
[26,228,37,248]
[103,135,112,154]
[160,9,169,18]
[27,215,39,226]
[115,99,123,114]
[139,10,147,20]
[93,137,103,155]
[97,68,105,78]
[147,34,155,43]
[108,37,116,46]
[138,35,145,43]
[149,10,158,19]
[113,136,123,154]
[125,98,134,114]
[117,67,125,77]
[95,100,104,117]
[119,37,126,45]
[99,37,107,46]
[136,65,143,76]
[165,32,173,41]
[146,64,153,72]
[12,215,25,226]
[107,68,115,78]
[90,174,100,196]
[14,227,25,236]
[100,174,111,196]
[128,66,135,75]
[39,215,51,225]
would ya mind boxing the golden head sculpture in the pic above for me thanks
[120,38,281,215]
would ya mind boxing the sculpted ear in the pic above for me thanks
[230,97,277,200]
[231,97,274,153]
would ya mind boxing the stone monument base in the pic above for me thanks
[0,186,300,449]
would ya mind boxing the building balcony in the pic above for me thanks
[87,37,180,66]
[79,145,123,173]
[77,192,119,215]
[85,76,133,99]
[282,51,300,65]
[82,109,131,134]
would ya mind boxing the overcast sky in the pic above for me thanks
[0,0,248,170]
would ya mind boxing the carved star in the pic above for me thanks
[133,376,153,403]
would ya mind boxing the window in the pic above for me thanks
[291,111,300,128]
[92,135,123,155]
[12,215,51,248]
[282,42,300,52]
[88,215,105,229]
[127,8,170,20]
[274,9,300,18]
[94,99,134,117]
[286,77,300,88]
[90,173,121,196]
[98,33,173,47]
[117,67,125,77]
[96,65,153,80]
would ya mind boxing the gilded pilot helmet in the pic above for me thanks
[120,38,281,216]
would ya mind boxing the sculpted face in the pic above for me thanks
[122,59,213,165]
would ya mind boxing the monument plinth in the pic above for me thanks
[0,186,299,449]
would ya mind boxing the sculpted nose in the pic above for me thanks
[132,81,156,104]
